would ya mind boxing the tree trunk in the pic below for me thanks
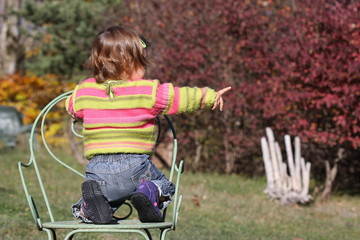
[0,0,22,75]
[193,130,203,170]
[224,136,235,174]
[320,148,345,201]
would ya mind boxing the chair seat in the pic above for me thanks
[42,220,173,230]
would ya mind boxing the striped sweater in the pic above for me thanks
[65,78,216,159]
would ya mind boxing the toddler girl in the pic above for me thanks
[66,25,231,224]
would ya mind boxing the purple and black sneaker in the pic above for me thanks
[130,180,163,222]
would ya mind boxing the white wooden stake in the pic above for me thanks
[266,127,281,191]
[261,128,312,204]
[301,161,311,197]
[294,136,302,192]
[285,135,296,191]
[261,137,274,192]
[275,142,286,192]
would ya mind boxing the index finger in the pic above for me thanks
[217,86,232,96]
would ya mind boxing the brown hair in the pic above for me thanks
[87,25,150,83]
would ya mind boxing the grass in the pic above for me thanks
[1,144,359,240]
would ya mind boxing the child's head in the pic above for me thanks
[87,25,150,83]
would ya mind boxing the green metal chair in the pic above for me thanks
[18,91,184,240]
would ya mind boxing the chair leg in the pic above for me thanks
[44,228,57,240]
[67,233,75,240]
[160,228,171,240]
[144,228,153,240]
[64,231,77,240]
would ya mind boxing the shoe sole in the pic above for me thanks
[81,180,113,224]
[130,192,163,223]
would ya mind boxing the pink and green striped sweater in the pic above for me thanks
[65,78,216,159]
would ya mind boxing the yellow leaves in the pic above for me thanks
[52,111,62,119]
[0,73,73,143]
[15,92,27,101]
[22,104,40,124]
[0,74,46,103]
[42,122,68,146]
[67,82,77,90]
[45,123,62,139]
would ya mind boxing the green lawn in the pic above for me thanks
[1,145,359,240]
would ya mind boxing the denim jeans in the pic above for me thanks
[71,154,175,222]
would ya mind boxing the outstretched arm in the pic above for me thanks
[158,83,231,115]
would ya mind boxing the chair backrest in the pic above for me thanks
[18,91,184,230]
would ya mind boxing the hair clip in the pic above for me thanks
[139,39,147,49]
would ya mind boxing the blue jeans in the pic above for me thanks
[71,154,175,221]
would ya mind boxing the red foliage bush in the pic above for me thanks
[238,0,360,148]
[120,0,359,191]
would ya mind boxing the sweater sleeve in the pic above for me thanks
[65,86,83,120]
[154,82,216,115]
[65,94,76,118]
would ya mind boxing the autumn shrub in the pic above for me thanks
[0,74,74,145]
[120,0,360,191]
[235,0,359,192]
